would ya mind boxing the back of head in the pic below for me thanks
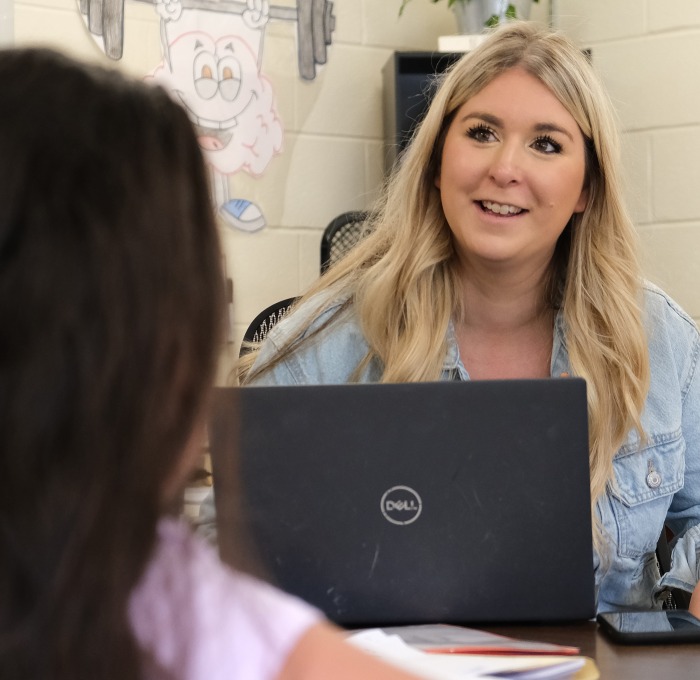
[0,48,224,678]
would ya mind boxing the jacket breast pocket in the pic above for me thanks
[609,431,685,558]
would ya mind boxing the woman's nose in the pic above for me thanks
[488,144,523,187]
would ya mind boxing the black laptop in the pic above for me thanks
[209,379,595,627]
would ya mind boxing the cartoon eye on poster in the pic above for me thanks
[77,0,336,233]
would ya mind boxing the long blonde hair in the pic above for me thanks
[242,22,649,516]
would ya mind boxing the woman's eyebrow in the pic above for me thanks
[534,122,575,141]
[459,111,502,127]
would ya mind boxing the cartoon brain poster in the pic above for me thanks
[78,0,335,233]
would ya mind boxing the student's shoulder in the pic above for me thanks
[132,518,322,679]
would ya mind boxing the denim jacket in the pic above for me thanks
[250,282,700,612]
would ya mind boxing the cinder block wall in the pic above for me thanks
[556,0,700,323]
[12,0,466,377]
[35,1,700,384]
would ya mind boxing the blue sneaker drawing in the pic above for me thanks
[219,199,266,232]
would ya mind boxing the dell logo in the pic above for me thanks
[380,485,422,525]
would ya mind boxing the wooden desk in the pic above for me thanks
[484,621,700,678]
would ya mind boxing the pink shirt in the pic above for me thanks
[129,517,321,680]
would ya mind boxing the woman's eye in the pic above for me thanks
[467,124,496,143]
[532,136,562,154]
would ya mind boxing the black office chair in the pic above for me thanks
[239,297,297,358]
[320,210,371,274]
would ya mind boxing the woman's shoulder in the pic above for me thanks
[130,518,321,680]
[642,281,700,388]
[269,288,356,344]
[642,281,699,339]
[250,289,379,385]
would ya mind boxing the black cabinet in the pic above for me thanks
[382,51,463,172]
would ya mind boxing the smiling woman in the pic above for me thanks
[236,21,700,618]
[435,66,590,380]
[435,67,588,286]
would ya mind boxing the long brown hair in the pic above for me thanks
[0,49,224,678]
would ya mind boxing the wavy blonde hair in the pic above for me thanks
[242,22,649,520]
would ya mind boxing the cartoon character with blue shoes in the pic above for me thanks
[149,0,283,232]
[77,0,334,232]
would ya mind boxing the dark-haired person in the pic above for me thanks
[0,47,422,680]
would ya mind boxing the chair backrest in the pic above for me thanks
[656,526,692,609]
[320,211,370,274]
[240,297,297,357]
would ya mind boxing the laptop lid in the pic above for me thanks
[209,379,595,627]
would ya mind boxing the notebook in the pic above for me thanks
[209,379,595,627]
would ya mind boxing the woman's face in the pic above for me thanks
[436,67,588,276]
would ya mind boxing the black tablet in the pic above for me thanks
[597,610,700,645]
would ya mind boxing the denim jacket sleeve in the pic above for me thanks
[248,294,383,385]
[654,290,700,593]
[617,284,700,599]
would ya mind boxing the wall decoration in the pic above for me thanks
[149,1,282,232]
[77,0,336,232]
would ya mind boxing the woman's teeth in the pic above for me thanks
[481,200,524,215]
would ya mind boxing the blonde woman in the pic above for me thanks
[240,22,700,615]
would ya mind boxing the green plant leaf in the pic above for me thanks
[506,4,517,19]
[485,14,500,27]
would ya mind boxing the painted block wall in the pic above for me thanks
[11,1,639,384]
[9,0,450,378]
[556,0,700,324]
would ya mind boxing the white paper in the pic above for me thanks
[347,630,585,680]
[348,629,494,679]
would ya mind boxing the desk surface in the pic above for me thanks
[484,621,700,678]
